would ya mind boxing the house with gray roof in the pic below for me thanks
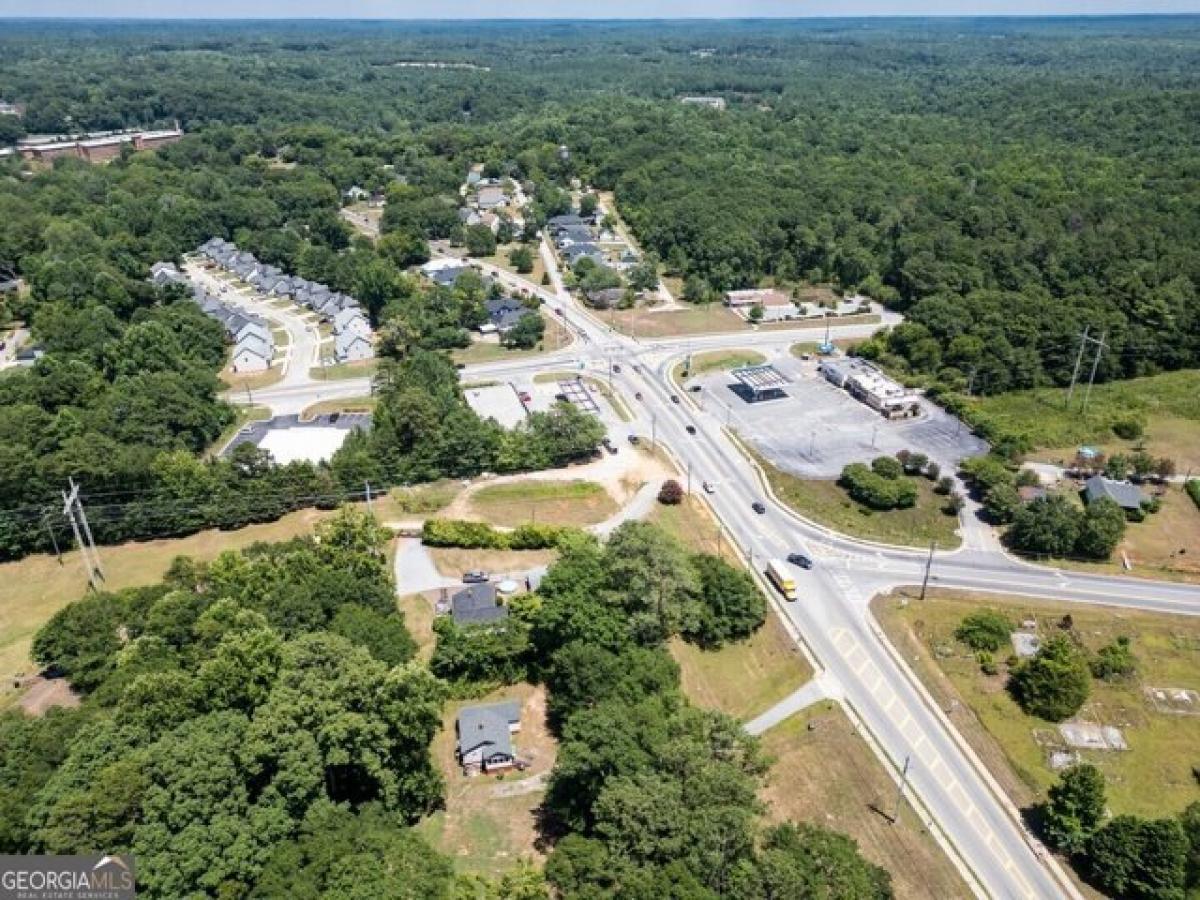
[564,244,607,268]
[484,297,528,333]
[333,307,372,338]
[149,261,184,287]
[334,331,374,363]
[431,265,468,288]
[451,583,507,626]
[231,333,273,373]
[1084,475,1147,512]
[456,700,521,776]
[475,185,507,210]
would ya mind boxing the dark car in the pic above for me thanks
[752,501,766,515]
[627,434,641,445]
[602,437,618,455]
[634,392,643,401]
[787,553,814,570]
[670,394,681,404]
[688,384,702,393]
[612,364,622,373]
[685,425,697,435]
[462,570,489,584]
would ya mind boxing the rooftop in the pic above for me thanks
[451,583,507,625]
[456,700,521,761]
[1084,474,1146,511]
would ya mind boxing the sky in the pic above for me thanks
[4,1,1198,18]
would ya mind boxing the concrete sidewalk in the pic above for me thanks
[743,672,841,736]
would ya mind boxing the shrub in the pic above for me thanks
[422,518,573,550]
[934,476,954,495]
[925,461,940,481]
[955,609,1012,652]
[1112,419,1145,440]
[839,463,917,510]
[871,456,903,480]
[977,651,998,676]
[657,479,684,506]
[1090,636,1137,681]
[1188,480,1200,511]
[1008,635,1091,722]
[1041,764,1106,854]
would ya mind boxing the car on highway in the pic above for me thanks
[702,481,715,494]
[634,392,643,401]
[751,501,766,514]
[688,384,702,392]
[670,394,680,404]
[685,424,697,435]
[612,363,621,373]
[461,570,489,584]
[627,434,640,445]
[787,552,814,570]
[602,437,618,455]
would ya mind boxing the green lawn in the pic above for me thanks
[677,349,766,381]
[875,590,1200,820]
[746,445,962,549]
[468,479,617,528]
[299,396,376,419]
[308,358,378,380]
[967,370,1200,471]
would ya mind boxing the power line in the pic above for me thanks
[62,478,104,591]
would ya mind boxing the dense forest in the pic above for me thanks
[2,17,1198,544]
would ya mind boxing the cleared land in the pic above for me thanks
[299,396,377,418]
[396,592,438,662]
[388,480,464,516]
[679,349,767,379]
[759,703,969,900]
[874,589,1200,819]
[670,612,809,722]
[219,363,284,392]
[967,370,1200,471]
[450,312,571,365]
[467,480,617,528]
[428,547,558,579]
[606,304,746,337]
[416,682,556,876]
[482,245,548,285]
[0,508,340,710]
[309,358,378,380]
[647,493,738,562]
[747,445,962,549]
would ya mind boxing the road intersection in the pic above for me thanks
[240,243,1200,899]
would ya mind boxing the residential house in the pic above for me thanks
[232,319,272,347]
[231,333,273,373]
[334,331,374,363]
[586,287,625,309]
[333,307,371,338]
[458,208,483,228]
[484,297,528,333]
[475,186,507,210]
[1084,475,1147,513]
[431,265,468,288]
[564,244,606,268]
[451,583,507,626]
[555,225,595,248]
[456,701,521,776]
[343,185,369,202]
[148,261,184,287]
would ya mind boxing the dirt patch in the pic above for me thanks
[15,676,80,716]
[428,547,558,579]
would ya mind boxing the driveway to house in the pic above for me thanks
[393,538,461,595]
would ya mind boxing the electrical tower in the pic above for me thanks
[1066,327,1107,413]
[62,478,104,591]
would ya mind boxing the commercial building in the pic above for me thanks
[18,126,183,163]
[819,358,920,420]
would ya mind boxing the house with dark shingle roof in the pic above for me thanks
[1084,475,1146,512]
[456,700,521,775]
[484,297,528,333]
[451,584,507,626]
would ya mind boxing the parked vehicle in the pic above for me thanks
[627,434,640,445]
[787,552,814,570]
[462,570,489,584]
[688,384,702,392]
[766,559,798,600]
[752,501,766,514]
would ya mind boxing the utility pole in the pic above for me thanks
[1065,326,1090,407]
[686,460,692,495]
[1081,331,1108,416]
[364,481,373,515]
[890,755,912,824]
[62,478,104,591]
[918,540,937,603]
[42,512,63,565]
[651,412,657,448]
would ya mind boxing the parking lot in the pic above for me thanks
[222,412,371,464]
[685,354,987,478]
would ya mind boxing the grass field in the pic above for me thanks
[670,611,810,722]
[428,547,559,579]
[967,370,1200,471]
[450,313,571,365]
[874,589,1200,819]
[388,480,464,516]
[397,592,438,662]
[467,480,617,528]
[677,349,767,380]
[759,704,969,900]
[219,363,283,392]
[308,358,378,380]
[417,682,556,876]
[748,446,962,549]
[0,508,339,710]
[607,304,747,337]
[482,245,548,285]
[298,396,377,418]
